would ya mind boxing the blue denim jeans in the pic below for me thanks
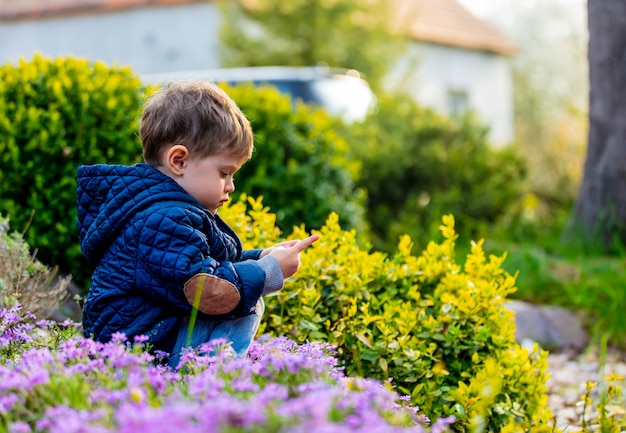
[168,298,265,369]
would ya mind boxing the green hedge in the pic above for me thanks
[347,93,527,253]
[220,82,367,235]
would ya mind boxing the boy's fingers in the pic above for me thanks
[293,234,319,252]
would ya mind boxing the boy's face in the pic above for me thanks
[175,152,244,214]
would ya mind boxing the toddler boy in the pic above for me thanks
[76,80,318,368]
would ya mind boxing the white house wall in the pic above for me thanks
[388,42,514,145]
[0,3,223,74]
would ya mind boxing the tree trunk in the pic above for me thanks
[568,0,626,248]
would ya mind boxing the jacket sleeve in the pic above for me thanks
[241,249,262,261]
[134,207,279,316]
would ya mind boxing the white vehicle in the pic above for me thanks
[142,66,377,123]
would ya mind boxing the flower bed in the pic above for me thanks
[0,304,454,433]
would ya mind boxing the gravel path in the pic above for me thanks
[546,348,626,431]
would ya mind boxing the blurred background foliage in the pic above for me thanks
[219,82,368,236]
[347,93,526,254]
[217,0,406,91]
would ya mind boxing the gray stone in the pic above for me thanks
[506,300,589,352]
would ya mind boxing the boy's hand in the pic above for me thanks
[267,234,319,279]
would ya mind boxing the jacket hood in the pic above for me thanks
[76,163,198,263]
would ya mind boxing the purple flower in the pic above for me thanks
[114,401,214,433]
[0,394,20,414]
[133,334,149,344]
[8,421,32,433]
[110,332,128,344]
[36,406,108,433]
[430,416,456,433]
[0,304,35,348]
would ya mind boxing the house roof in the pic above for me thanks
[395,0,517,55]
[0,0,516,55]
[0,0,207,21]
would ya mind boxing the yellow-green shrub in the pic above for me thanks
[221,196,553,432]
[0,53,149,287]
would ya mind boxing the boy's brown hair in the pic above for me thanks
[140,80,254,166]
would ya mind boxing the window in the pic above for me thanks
[448,89,469,117]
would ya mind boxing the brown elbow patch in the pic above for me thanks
[183,273,241,315]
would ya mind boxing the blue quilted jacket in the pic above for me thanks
[76,163,281,353]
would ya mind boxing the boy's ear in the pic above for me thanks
[165,145,189,176]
